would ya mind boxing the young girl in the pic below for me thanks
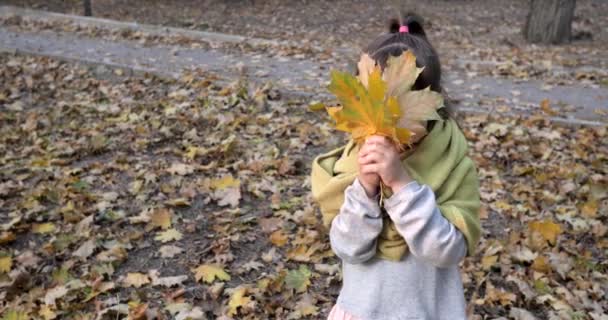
[311,13,481,320]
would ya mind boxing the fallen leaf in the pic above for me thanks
[123,272,151,288]
[155,228,183,243]
[33,223,55,234]
[510,307,538,320]
[227,286,253,316]
[44,285,68,305]
[540,99,558,116]
[529,220,562,245]
[292,293,319,317]
[269,229,288,247]
[159,245,183,258]
[531,255,551,273]
[481,255,498,270]
[72,239,96,259]
[1,310,29,320]
[210,176,241,207]
[0,255,12,273]
[285,265,312,293]
[192,264,231,284]
[167,163,194,176]
[149,269,188,287]
[150,208,172,230]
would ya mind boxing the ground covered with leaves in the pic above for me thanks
[0,53,606,320]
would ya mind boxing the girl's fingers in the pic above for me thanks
[359,143,382,159]
[366,135,391,147]
[359,150,385,165]
[360,163,380,174]
[361,141,389,157]
[359,143,371,157]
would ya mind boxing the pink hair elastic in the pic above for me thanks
[399,25,409,33]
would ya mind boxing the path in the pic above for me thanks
[0,5,606,126]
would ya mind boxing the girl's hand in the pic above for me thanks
[357,148,381,198]
[358,136,412,192]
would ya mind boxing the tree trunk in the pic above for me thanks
[523,0,576,44]
[83,0,92,16]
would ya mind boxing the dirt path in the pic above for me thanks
[1,5,607,125]
[6,0,608,82]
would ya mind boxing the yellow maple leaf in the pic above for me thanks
[0,256,12,273]
[228,286,253,316]
[481,255,498,271]
[1,310,29,320]
[326,67,404,145]
[38,305,57,320]
[154,228,182,243]
[33,222,55,234]
[192,264,231,284]
[531,255,551,273]
[269,230,288,247]
[323,51,443,147]
[210,176,240,190]
[123,272,150,288]
[529,220,562,245]
[580,199,598,218]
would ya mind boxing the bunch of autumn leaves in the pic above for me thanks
[321,51,444,148]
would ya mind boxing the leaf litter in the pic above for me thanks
[0,52,606,319]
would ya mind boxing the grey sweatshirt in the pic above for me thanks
[329,178,468,320]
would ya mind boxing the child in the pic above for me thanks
[311,13,481,320]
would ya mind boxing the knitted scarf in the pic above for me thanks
[311,118,481,261]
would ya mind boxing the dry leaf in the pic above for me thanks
[540,99,558,116]
[0,255,12,273]
[285,265,312,292]
[227,286,253,316]
[44,285,68,305]
[159,245,183,258]
[481,255,498,270]
[149,269,188,287]
[192,264,231,284]
[529,220,562,245]
[269,229,288,247]
[0,231,16,244]
[72,239,96,259]
[32,223,55,234]
[292,293,319,317]
[210,176,241,207]
[123,272,151,288]
[150,208,172,230]
[167,163,194,176]
[38,305,57,320]
[155,228,183,243]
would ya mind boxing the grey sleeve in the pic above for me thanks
[383,181,467,268]
[329,178,383,264]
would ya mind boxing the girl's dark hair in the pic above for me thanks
[361,12,451,120]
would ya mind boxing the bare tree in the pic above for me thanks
[523,0,576,44]
[83,0,92,16]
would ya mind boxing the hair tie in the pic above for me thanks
[399,25,409,33]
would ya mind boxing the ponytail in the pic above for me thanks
[387,12,426,38]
